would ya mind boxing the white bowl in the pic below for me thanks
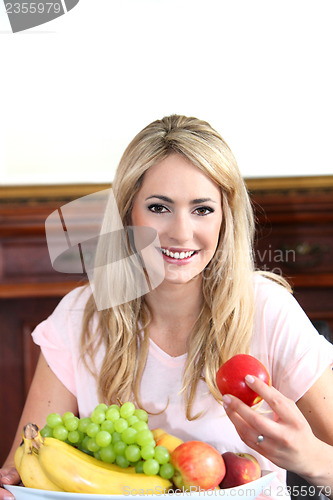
[5,471,276,500]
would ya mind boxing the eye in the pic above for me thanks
[148,203,169,214]
[193,206,214,216]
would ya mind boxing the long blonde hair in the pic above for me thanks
[81,114,291,420]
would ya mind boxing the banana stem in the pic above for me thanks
[23,423,39,441]
[23,423,43,452]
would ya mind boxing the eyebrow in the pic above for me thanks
[145,195,217,204]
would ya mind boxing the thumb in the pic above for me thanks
[0,466,20,485]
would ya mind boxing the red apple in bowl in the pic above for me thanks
[220,451,261,488]
[170,440,226,491]
[216,354,271,406]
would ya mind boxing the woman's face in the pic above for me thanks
[131,153,222,285]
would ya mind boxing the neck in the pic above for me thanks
[144,276,204,327]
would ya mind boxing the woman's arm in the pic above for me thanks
[222,366,333,498]
[0,351,77,499]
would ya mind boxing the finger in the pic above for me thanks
[0,468,20,485]
[245,375,296,423]
[223,393,277,436]
[0,488,15,500]
[223,394,278,452]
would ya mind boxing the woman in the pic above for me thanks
[1,115,333,500]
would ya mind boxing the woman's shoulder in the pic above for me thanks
[50,284,93,325]
[57,284,92,307]
[253,272,294,305]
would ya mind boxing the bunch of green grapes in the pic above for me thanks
[40,402,174,480]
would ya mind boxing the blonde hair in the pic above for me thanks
[81,115,291,420]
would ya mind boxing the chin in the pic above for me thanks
[163,270,202,286]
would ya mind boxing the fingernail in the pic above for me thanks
[222,395,232,408]
[245,374,255,384]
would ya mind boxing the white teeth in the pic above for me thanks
[161,249,196,260]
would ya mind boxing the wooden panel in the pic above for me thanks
[0,298,61,465]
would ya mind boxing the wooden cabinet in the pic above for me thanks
[250,181,333,332]
[0,178,333,465]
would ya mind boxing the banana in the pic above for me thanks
[33,433,138,476]
[15,425,63,491]
[152,428,184,453]
[14,440,24,472]
[35,435,172,494]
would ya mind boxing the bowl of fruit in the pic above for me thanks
[7,381,276,500]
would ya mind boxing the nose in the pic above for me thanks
[167,211,193,244]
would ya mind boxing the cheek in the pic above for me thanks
[131,205,146,227]
[203,219,222,248]
[131,209,161,234]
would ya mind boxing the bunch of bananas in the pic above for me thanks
[15,423,172,494]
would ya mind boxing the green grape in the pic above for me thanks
[40,424,53,438]
[125,444,141,463]
[113,440,127,456]
[154,446,170,465]
[126,415,139,426]
[112,431,121,443]
[64,417,79,431]
[95,403,108,412]
[120,401,135,419]
[86,422,100,437]
[101,420,114,433]
[91,408,106,425]
[53,424,68,441]
[134,408,148,422]
[121,427,137,445]
[105,407,120,422]
[80,435,90,452]
[131,421,149,432]
[67,430,81,444]
[62,411,75,421]
[116,455,130,468]
[87,437,100,453]
[136,429,154,447]
[159,463,175,480]
[143,458,159,476]
[95,430,112,448]
[78,417,91,433]
[140,444,155,460]
[94,450,102,460]
[46,413,63,429]
[114,418,128,433]
[100,444,116,463]
[135,460,144,474]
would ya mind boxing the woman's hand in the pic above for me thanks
[0,464,20,499]
[221,374,321,477]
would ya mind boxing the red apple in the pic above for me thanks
[216,354,271,406]
[170,440,226,491]
[220,451,261,488]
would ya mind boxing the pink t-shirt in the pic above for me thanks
[32,275,333,499]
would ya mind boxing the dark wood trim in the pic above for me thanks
[0,282,86,299]
[0,183,110,203]
[245,175,333,193]
[0,175,333,203]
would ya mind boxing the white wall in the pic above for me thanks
[1,0,333,185]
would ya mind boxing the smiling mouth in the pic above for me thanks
[160,248,198,260]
